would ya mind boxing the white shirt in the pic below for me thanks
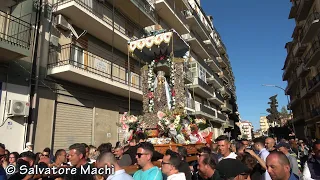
[302,162,315,180]
[107,169,133,180]
[167,172,186,180]
[258,148,271,180]
[218,152,237,162]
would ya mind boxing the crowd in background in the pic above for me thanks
[0,134,319,180]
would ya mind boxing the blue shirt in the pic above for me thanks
[133,166,162,180]
[107,169,133,180]
[288,171,299,180]
[0,166,7,180]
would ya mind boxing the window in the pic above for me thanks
[198,66,206,82]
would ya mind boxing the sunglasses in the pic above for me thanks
[136,153,148,158]
[0,154,5,158]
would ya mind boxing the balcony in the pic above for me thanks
[288,2,298,19]
[285,74,298,94]
[296,0,314,21]
[218,71,229,83]
[184,65,193,84]
[185,9,210,42]
[307,72,320,94]
[185,98,195,110]
[186,77,214,98]
[54,0,141,54]
[217,112,227,121]
[220,86,231,99]
[300,12,320,44]
[282,57,298,81]
[208,92,224,105]
[205,58,221,73]
[0,10,32,61]
[292,42,307,57]
[300,86,307,98]
[204,36,219,57]
[182,32,210,59]
[154,0,189,34]
[207,72,223,89]
[304,38,320,67]
[221,103,232,113]
[47,44,142,100]
[193,102,216,120]
[108,0,157,27]
[217,56,228,68]
[296,63,310,77]
[289,93,300,109]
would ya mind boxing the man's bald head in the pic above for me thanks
[268,151,290,166]
[266,151,291,180]
[265,137,275,151]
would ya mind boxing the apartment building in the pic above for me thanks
[0,0,240,152]
[283,0,320,139]
[260,116,269,134]
[0,0,37,152]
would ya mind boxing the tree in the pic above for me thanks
[280,106,290,119]
[266,95,281,125]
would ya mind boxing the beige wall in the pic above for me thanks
[34,88,55,152]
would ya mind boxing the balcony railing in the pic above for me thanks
[185,98,195,109]
[215,92,224,102]
[217,113,227,121]
[188,0,212,34]
[300,12,320,41]
[55,0,142,40]
[304,36,320,65]
[307,72,320,91]
[201,105,216,116]
[163,0,188,25]
[131,0,157,22]
[197,77,213,93]
[0,10,32,48]
[48,44,141,89]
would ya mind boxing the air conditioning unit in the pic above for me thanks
[7,100,30,117]
[56,14,70,31]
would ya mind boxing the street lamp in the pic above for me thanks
[261,84,296,137]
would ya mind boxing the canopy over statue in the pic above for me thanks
[128,29,190,129]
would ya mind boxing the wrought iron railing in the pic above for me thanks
[48,44,141,89]
[131,0,157,22]
[214,92,224,102]
[300,12,320,41]
[163,0,188,26]
[201,105,216,116]
[217,112,227,121]
[197,77,213,93]
[304,36,320,64]
[54,0,142,40]
[185,98,195,109]
[0,10,32,48]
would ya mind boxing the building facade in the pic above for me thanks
[260,116,269,134]
[0,0,240,152]
[283,0,320,139]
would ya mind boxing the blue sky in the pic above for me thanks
[201,0,295,130]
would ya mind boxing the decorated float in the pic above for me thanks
[118,28,215,154]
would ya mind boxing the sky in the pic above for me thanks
[201,0,296,130]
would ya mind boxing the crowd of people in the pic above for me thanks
[0,134,319,180]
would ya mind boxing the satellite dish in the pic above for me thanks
[12,101,25,114]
